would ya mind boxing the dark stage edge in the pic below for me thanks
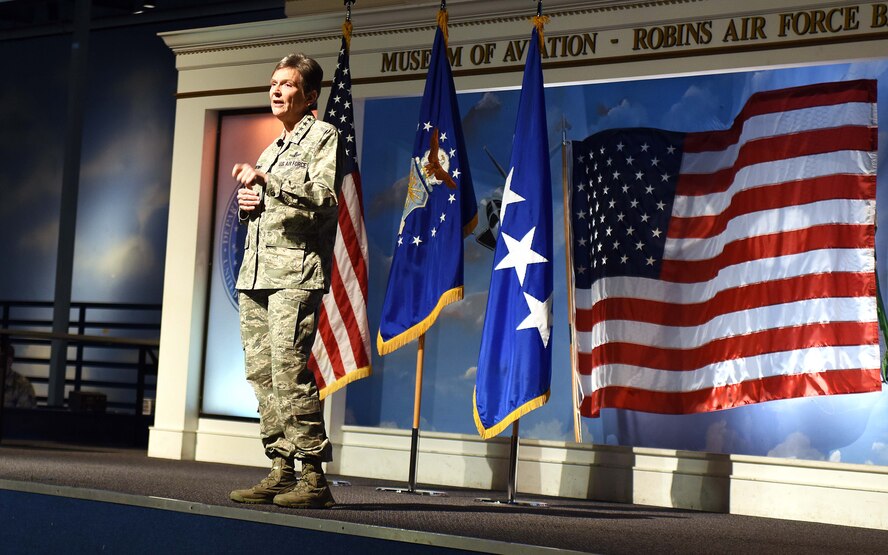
[1,442,887,554]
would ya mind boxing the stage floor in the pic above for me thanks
[0,441,886,554]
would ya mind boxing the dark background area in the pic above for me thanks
[0,0,284,304]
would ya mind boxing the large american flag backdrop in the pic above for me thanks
[570,79,881,418]
[310,36,372,399]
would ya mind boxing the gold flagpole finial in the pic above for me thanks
[532,1,549,53]
[343,0,355,51]
[437,0,449,46]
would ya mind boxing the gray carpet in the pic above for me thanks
[1,441,886,554]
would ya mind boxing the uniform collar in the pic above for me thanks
[283,114,316,145]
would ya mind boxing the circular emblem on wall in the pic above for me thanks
[219,187,247,309]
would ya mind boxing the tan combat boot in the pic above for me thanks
[273,457,336,509]
[229,457,298,504]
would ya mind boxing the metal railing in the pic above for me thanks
[0,300,161,444]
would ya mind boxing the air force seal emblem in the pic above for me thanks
[399,127,456,235]
[219,186,248,309]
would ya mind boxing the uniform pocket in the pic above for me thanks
[264,204,316,245]
[263,244,305,285]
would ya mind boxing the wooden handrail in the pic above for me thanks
[0,329,159,348]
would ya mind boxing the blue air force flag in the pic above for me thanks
[474,27,553,439]
[377,24,478,355]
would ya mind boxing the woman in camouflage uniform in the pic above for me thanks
[228,53,343,509]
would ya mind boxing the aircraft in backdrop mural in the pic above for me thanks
[473,146,507,251]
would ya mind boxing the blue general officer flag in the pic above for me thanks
[474,26,553,439]
[377,22,478,355]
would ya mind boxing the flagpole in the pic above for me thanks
[476,3,550,506]
[560,123,583,443]
[376,333,446,496]
[505,421,520,502]
[375,0,457,498]
[407,333,425,491]
[475,419,547,507]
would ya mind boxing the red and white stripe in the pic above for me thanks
[576,80,882,417]
[309,170,372,399]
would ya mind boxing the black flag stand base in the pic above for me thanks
[474,421,548,507]
[376,427,448,496]
[376,335,447,497]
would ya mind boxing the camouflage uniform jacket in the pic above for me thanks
[3,369,36,408]
[236,115,343,291]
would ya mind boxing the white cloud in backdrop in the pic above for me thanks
[767,432,825,461]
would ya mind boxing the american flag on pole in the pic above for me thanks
[309,36,372,399]
[570,79,881,417]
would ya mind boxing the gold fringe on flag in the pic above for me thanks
[473,387,551,439]
[376,286,464,355]
[343,20,353,51]
[437,7,449,46]
[532,14,549,53]
[318,364,370,401]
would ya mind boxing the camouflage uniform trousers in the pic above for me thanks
[239,288,332,462]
